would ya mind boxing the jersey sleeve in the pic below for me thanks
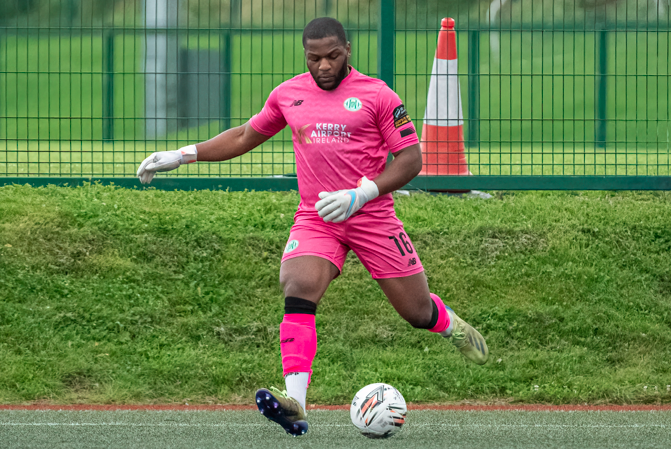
[375,85,420,153]
[249,85,287,137]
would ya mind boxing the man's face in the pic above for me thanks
[304,36,351,91]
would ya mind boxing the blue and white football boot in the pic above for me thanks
[255,387,308,437]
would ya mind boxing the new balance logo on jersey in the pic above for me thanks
[290,100,304,107]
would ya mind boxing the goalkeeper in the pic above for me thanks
[137,17,488,437]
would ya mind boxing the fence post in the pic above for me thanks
[0,30,3,140]
[102,32,114,141]
[377,0,394,89]
[220,31,231,131]
[468,29,480,148]
[65,0,79,27]
[595,30,607,149]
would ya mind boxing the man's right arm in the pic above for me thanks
[138,84,285,184]
[136,121,273,184]
[195,121,272,162]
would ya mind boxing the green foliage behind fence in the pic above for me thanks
[0,0,670,182]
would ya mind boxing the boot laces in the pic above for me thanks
[269,386,289,398]
[449,318,469,349]
[268,386,304,418]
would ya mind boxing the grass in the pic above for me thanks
[0,185,670,405]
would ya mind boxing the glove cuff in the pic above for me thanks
[357,176,379,202]
[178,144,198,164]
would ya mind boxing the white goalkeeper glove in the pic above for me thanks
[315,176,380,223]
[136,144,198,184]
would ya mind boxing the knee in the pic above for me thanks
[280,274,324,299]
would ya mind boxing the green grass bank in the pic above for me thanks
[0,185,670,405]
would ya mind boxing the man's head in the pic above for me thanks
[302,17,351,91]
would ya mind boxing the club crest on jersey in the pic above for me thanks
[343,97,362,112]
[284,240,299,253]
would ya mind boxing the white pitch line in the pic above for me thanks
[0,422,668,429]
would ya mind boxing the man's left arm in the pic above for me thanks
[372,143,422,196]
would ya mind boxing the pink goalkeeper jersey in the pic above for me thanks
[249,67,419,214]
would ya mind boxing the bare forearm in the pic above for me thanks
[195,122,270,162]
[372,144,423,196]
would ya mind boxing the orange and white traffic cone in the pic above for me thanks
[419,17,471,177]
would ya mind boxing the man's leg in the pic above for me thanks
[377,272,488,365]
[375,272,433,328]
[279,255,339,408]
[256,255,340,437]
[342,212,488,365]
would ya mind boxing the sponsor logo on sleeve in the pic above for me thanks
[393,105,411,128]
[400,127,416,138]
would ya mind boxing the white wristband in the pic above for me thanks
[357,176,379,202]
[179,144,198,164]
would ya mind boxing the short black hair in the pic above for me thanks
[302,17,347,48]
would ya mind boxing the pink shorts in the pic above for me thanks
[281,208,424,279]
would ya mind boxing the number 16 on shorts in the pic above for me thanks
[389,232,417,266]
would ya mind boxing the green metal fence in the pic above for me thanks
[1,0,670,190]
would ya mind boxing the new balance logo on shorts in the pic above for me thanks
[407,258,417,267]
[280,338,295,344]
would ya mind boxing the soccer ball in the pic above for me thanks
[350,383,407,438]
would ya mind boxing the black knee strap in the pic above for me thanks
[285,296,317,315]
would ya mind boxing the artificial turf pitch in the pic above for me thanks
[2,408,670,448]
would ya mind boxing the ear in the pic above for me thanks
[346,41,351,58]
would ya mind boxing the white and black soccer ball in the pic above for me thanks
[350,383,407,438]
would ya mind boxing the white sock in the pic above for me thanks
[439,310,455,337]
[285,372,310,412]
